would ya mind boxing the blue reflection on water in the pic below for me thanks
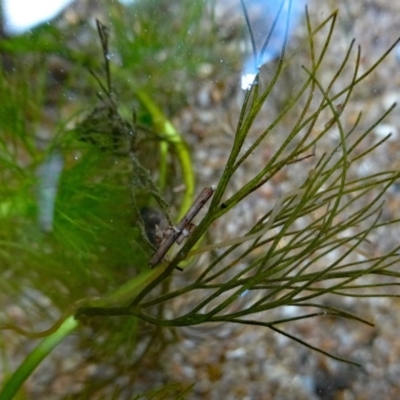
[2,0,136,35]
[36,151,64,232]
[241,0,306,89]
[2,0,74,35]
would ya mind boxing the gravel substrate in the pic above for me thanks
[159,1,400,399]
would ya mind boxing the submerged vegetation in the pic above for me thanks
[1,0,400,397]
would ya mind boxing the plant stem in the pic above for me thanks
[135,89,195,220]
[0,316,78,400]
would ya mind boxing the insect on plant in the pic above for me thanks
[77,20,136,153]
[76,19,182,254]
[149,186,215,267]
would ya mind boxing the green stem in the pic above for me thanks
[0,262,172,399]
[135,89,194,220]
[0,316,78,400]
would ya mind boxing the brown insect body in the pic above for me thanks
[149,187,215,267]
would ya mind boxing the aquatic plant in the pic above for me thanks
[1,0,400,397]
